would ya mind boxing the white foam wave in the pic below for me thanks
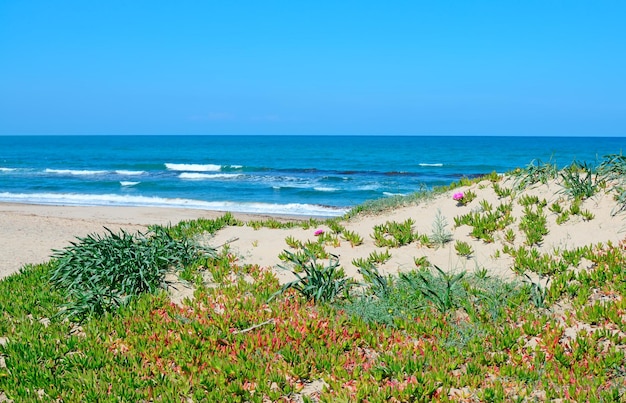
[165,163,221,172]
[313,187,338,192]
[179,173,243,180]
[0,192,346,217]
[116,170,145,176]
[45,169,107,175]
[229,165,243,169]
[357,184,380,191]
[0,167,16,172]
[120,181,140,187]
[419,163,443,167]
[383,192,407,197]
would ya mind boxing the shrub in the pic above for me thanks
[50,227,212,320]
[272,249,352,303]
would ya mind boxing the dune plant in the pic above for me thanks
[512,159,558,189]
[341,230,364,247]
[454,240,473,258]
[556,210,570,225]
[549,200,563,214]
[523,274,550,309]
[401,266,466,314]
[353,249,392,268]
[454,201,514,243]
[519,205,548,246]
[371,218,419,247]
[413,256,430,270]
[598,153,626,180]
[492,182,513,198]
[430,209,453,247]
[162,212,242,240]
[560,161,601,199]
[611,187,626,216]
[284,235,303,249]
[50,226,211,320]
[453,189,477,206]
[357,263,392,298]
[272,250,352,303]
[325,219,345,234]
[507,246,568,277]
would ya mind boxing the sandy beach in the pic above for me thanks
[2,174,625,284]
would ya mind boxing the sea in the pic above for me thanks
[0,135,624,217]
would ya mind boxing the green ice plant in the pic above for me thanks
[492,182,513,198]
[353,249,392,268]
[284,235,303,249]
[454,240,473,258]
[519,205,548,246]
[342,230,364,247]
[371,218,418,247]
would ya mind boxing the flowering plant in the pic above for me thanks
[314,229,324,236]
[453,190,476,206]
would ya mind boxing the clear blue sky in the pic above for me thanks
[1,1,624,136]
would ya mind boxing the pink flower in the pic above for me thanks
[314,229,324,236]
[453,192,464,201]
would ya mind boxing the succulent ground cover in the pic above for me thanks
[1,156,626,401]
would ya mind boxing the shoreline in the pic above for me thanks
[0,202,308,279]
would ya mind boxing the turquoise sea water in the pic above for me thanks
[0,136,624,217]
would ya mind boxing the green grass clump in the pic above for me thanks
[50,226,213,321]
[273,249,352,304]
[560,161,601,199]
[511,159,558,189]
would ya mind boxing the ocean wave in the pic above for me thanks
[120,181,140,187]
[178,173,243,180]
[0,167,17,172]
[313,187,338,192]
[356,184,381,191]
[165,163,221,172]
[45,169,108,176]
[115,170,146,176]
[0,192,346,217]
[383,192,407,197]
[419,163,444,167]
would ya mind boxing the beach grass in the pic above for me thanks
[1,157,626,401]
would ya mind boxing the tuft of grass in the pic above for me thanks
[560,161,601,199]
[511,159,558,189]
[50,226,213,321]
[272,249,352,304]
[401,266,466,313]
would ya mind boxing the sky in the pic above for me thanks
[0,1,625,136]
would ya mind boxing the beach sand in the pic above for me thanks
[2,175,625,285]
